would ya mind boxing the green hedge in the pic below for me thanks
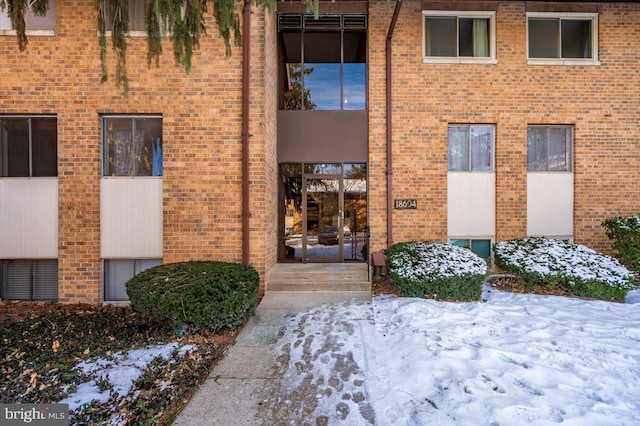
[494,238,635,301]
[385,241,487,301]
[602,214,640,274]
[126,261,260,332]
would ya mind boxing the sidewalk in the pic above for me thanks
[172,291,371,425]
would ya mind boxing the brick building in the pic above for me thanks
[1,0,638,302]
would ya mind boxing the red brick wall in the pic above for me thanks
[368,0,640,255]
[0,1,273,302]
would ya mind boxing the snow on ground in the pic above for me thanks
[272,286,640,425]
[59,343,194,412]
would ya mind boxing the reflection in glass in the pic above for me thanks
[304,163,342,175]
[279,163,368,262]
[448,126,469,171]
[278,17,366,111]
[470,125,493,171]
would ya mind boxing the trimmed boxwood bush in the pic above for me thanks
[602,214,640,274]
[126,261,259,332]
[494,237,636,301]
[385,241,487,301]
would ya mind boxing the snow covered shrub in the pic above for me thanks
[126,261,259,332]
[494,238,636,301]
[385,241,487,301]
[602,214,640,273]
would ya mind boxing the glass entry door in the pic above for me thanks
[304,176,342,262]
[279,163,367,263]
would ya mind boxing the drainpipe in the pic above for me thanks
[386,0,402,248]
[242,0,251,264]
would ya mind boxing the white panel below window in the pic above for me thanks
[527,173,573,237]
[101,177,162,258]
[0,178,58,258]
[448,173,496,237]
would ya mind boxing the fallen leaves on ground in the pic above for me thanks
[0,302,237,425]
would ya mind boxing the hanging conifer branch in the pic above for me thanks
[0,0,49,50]
[3,0,321,92]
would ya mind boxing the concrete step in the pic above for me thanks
[267,280,370,292]
[267,263,371,293]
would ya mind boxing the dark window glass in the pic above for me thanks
[31,118,58,176]
[529,19,560,58]
[425,17,457,56]
[0,117,57,177]
[562,20,592,58]
[529,18,593,59]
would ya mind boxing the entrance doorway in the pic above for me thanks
[279,163,367,263]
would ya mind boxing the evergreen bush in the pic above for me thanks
[126,261,259,332]
[385,241,487,301]
[494,237,635,301]
[602,214,640,274]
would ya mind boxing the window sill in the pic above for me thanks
[0,29,55,36]
[101,31,163,38]
[528,59,600,66]
[423,57,497,65]
[101,175,163,179]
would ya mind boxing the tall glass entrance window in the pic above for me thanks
[279,163,367,263]
[278,14,367,111]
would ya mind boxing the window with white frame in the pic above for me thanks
[0,0,56,33]
[423,11,496,63]
[104,0,147,32]
[448,124,494,172]
[102,116,162,176]
[1,259,58,301]
[103,259,161,302]
[0,116,57,177]
[527,13,598,64]
[528,125,573,172]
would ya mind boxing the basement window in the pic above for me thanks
[450,239,491,260]
[1,259,58,301]
[103,259,162,302]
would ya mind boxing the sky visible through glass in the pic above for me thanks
[305,63,366,110]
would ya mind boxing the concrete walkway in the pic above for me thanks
[172,291,371,425]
